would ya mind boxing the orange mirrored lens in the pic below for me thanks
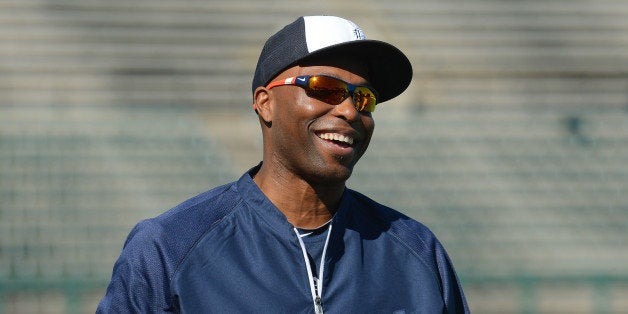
[306,76,377,112]
[353,87,377,112]
[307,76,348,105]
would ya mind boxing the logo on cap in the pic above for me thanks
[353,28,365,40]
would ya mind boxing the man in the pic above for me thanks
[98,15,469,313]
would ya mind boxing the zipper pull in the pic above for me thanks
[315,296,323,314]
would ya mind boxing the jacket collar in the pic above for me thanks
[236,163,355,239]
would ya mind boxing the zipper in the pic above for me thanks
[294,224,333,314]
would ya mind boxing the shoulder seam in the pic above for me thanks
[348,190,445,295]
[171,196,244,280]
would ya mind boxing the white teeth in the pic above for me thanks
[318,133,354,145]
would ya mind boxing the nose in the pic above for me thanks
[332,96,361,121]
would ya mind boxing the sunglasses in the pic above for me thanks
[266,75,379,112]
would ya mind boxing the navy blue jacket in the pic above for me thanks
[98,166,469,313]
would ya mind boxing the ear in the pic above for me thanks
[253,87,273,124]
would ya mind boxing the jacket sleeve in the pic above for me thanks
[97,220,176,313]
[434,239,470,314]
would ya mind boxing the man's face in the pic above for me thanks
[264,61,375,185]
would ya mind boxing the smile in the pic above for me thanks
[317,132,355,146]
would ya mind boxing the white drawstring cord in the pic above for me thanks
[294,224,333,314]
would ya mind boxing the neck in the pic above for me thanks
[253,163,344,229]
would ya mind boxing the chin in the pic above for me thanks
[311,163,354,185]
[298,153,359,185]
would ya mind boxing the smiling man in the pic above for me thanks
[98,16,469,313]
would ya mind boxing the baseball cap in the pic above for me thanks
[252,16,413,104]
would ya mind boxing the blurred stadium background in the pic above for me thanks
[1,0,628,313]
